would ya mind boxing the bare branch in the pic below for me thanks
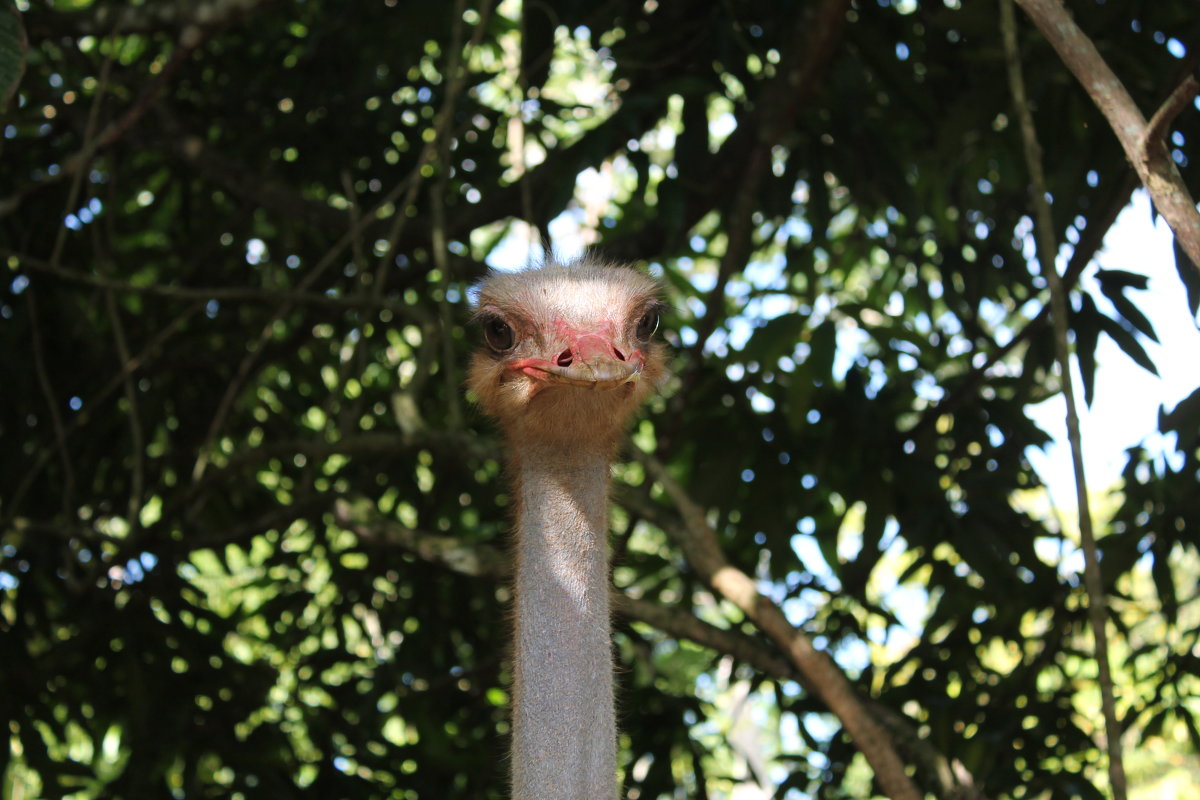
[1013,0,1200,274]
[4,303,205,529]
[334,498,511,579]
[336,479,988,800]
[164,132,349,230]
[688,0,851,357]
[635,451,922,800]
[1145,74,1200,149]
[22,0,280,38]
[0,27,205,219]
[1000,4,1128,798]
[98,252,147,536]
[6,250,423,317]
[25,290,75,518]
[332,497,789,673]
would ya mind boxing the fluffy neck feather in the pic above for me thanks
[510,443,616,800]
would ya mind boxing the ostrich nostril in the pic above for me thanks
[613,347,626,361]
[556,350,573,367]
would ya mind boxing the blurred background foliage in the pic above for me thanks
[2,0,1199,798]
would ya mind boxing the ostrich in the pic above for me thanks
[467,256,667,800]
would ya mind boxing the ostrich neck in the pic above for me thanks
[510,443,616,800]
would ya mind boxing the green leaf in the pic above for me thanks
[816,529,842,581]
[1174,239,1200,318]
[521,4,555,90]
[0,0,27,110]
[1094,268,1149,291]
[675,94,710,179]
[741,311,808,364]
[807,320,837,383]
[1096,269,1157,342]
[1144,708,1168,739]
[1108,290,1158,342]
[1160,384,1200,443]
[1183,709,1200,757]
[1150,540,1178,623]
[1074,293,1101,407]
[1095,310,1159,376]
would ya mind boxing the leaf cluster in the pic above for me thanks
[1,1,1198,798]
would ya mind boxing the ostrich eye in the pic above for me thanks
[635,308,659,342]
[483,317,515,352]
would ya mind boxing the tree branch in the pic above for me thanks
[1145,74,1200,150]
[335,481,988,800]
[1013,0,1200,274]
[4,302,204,529]
[1000,4,1128,798]
[5,250,423,317]
[22,0,280,38]
[635,451,922,800]
[334,498,510,579]
[24,289,75,519]
[332,496,790,673]
[0,25,206,219]
[163,132,349,230]
[688,0,851,357]
[908,166,1139,439]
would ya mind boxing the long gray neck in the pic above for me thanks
[509,445,616,800]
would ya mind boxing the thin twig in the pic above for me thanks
[328,169,373,434]
[86,28,204,161]
[74,51,144,533]
[7,250,419,316]
[429,0,475,431]
[1000,4,1127,798]
[370,0,495,295]
[1144,75,1200,149]
[432,194,465,428]
[513,5,537,255]
[26,26,122,519]
[25,291,76,518]
[108,287,146,532]
[1,25,203,220]
[4,302,204,528]
[94,237,146,535]
[50,31,116,264]
[188,150,445,481]
[341,169,369,281]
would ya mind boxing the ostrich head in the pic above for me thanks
[467,257,667,450]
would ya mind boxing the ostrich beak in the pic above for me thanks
[508,353,645,390]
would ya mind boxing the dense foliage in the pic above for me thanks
[2,0,1198,798]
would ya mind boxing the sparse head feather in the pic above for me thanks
[472,257,660,324]
[467,256,667,448]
